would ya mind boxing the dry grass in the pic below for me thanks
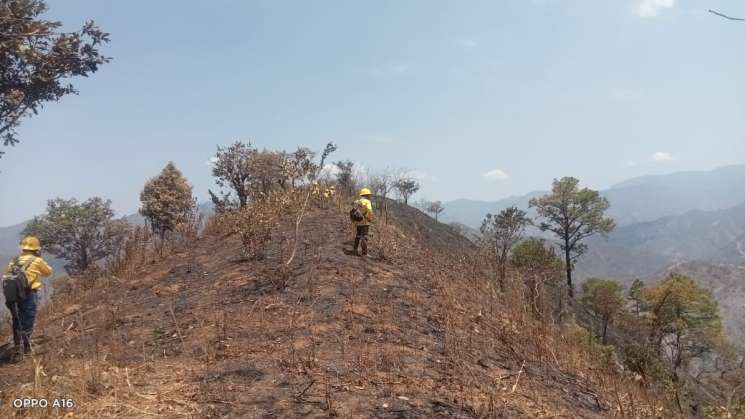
[0,194,677,418]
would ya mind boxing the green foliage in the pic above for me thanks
[565,325,617,369]
[511,238,564,318]
[393,177,420,205]
[480,207,532,291]
[645,273,725,371]
[0,0,110,157]
[581,277,624,344]
[510,238,563,274]
[628,278,646,315]
[139,162,195,241]
[622,343,669,381]
[529,177,616,298]
[23,197,129,275]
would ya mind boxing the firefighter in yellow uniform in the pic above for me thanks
[4,236,53,359]
[352,188,374,256]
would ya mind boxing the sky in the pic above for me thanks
[1,0,744,226]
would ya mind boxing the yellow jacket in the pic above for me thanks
[5,253,53,290]
[353,197,374,226]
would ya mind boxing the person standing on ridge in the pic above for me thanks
[3,236,53,360]
[350,188,374,256]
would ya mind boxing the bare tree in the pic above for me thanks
[368,168,400,221]
[394,178,420,205]
[334,160,355,197]
[425,201,445,222]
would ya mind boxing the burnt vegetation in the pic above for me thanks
[1,142,742,418]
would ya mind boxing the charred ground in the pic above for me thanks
[0,199,655,418]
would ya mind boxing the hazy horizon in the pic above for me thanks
[1,0,743,226]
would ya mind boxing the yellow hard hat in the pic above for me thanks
[20,236,41,251]
[359,188,372,197]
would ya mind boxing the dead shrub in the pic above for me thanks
[215,191,295,259]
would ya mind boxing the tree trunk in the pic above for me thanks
[564,239,573,298]
[602,317,609,345]
[497,252,507,292]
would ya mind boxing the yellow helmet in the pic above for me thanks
[359,188,372,197]
[20,236,41,251]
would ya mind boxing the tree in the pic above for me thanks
[480,207,532,291]
[394,178,420,205]
[529,177,615,298]
[334,160,355,197]
[286,147,317,187]
[368,168,399,220]
[23,197,128,275]
[510,238,564,318]
[1,0,110,158]
[139,162,195,245]
[510,238,563,275]
[425,201,445,222]
[581,278,624,344]
[645,273,724,374]
[209,141,257,208]
[250,149,289,194]
[628,278,646,316]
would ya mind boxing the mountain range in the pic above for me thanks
[440,164,745,228]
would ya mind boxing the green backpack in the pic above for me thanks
[2,257,34,304]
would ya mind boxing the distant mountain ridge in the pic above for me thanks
[576,201,745,281]
[442,164,745,228]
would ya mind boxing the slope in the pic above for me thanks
[0,200,643,417]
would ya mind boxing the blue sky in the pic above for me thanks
[1,0,744,226]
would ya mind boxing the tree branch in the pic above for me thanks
[709,9,745,21]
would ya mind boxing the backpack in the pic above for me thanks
[349,206,364,222]
[2,257,34,304]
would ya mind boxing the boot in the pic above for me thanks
[22,336,31,355]
[10,345,23,363]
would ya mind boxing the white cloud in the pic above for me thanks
[652,151,675,162]
[482,169,510,181]
[634,0,674,18]
[205,156,218,167]
[407,169,438,182]
[319,162,368,179]
[624,160,638,167]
